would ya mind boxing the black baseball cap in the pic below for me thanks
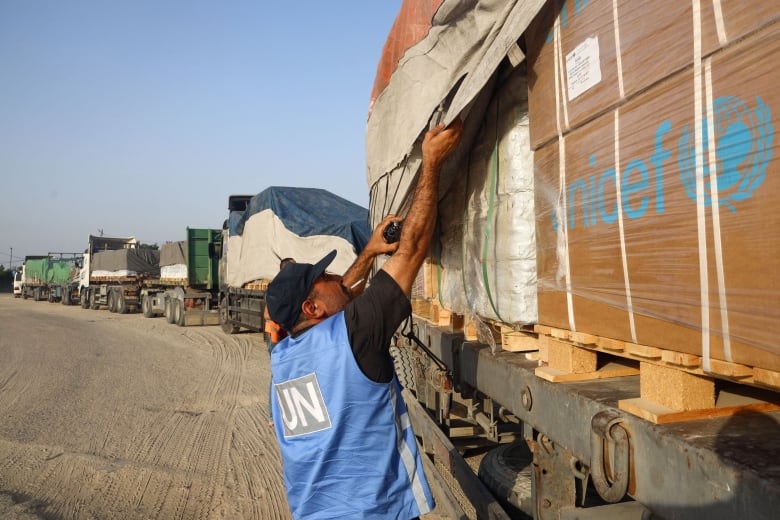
[266,249,337,332]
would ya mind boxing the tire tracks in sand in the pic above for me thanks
[0,294,291,520]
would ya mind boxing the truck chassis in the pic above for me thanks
[141,284,220,327]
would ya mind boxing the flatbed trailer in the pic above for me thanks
[81,275,148,314]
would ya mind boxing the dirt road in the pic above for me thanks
[0,293,289,520]
[0,294,456,520]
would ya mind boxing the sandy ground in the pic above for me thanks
[0,293,453,520]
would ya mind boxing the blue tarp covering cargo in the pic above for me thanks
[225,186,370,287]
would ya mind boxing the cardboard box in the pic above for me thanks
[526,0,780,150]
[535,22,780,372]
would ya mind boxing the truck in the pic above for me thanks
[219,187,371,335]
[78,235,160,314]
[19,254,81,302]
[367,1,780,519]
[139,228,223,326]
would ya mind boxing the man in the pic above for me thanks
[266,119,463,519]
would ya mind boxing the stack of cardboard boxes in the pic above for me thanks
[528,0,780,373]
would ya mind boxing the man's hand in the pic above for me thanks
[341,214,401,297]
[364,214,402,257]
[422,119,464,171]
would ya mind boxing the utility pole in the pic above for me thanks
[9,246,12,269]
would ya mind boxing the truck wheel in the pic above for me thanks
[174,299,185,327]
[478,441,534,516]
[89,290,100,310]
[165,298,175,324]
[142,295,154,317]
[116,292,128,314]
[108,291,117,313]
[80,290,89,309]
[62,289,71,306]
[219,296,240,334]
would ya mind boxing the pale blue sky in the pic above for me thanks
[0,1,401,267]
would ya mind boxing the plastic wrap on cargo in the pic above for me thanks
[226,187,371,287]
[436,68,536,325]
[529,2,780,371]
[91,249,160,277]
[160,264,187,280]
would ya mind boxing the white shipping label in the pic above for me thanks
[566,36,602,101]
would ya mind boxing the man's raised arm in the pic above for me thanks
[381,119,463,295]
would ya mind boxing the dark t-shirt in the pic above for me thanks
[343,270,411,383]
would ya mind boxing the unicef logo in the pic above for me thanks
[678,96,773,213]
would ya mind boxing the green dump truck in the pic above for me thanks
[140,228,223,326]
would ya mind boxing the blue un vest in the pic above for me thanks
[270,312,434,519]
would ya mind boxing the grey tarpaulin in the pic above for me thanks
[91,249,160,276]
[366,0,546,221]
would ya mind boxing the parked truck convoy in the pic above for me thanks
[366,1,780,519]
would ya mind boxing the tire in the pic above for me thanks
[89,289,100,310]
[108,291,117,313]
[174,299,185,327]
[62,289,71,306]
[478,441,534,516]
[165,297,175,324]
[390,343,417,393]
[171,299,180,325]
[116,292,127,314]
[80,290,89,309]
[219,296,240,334]
[142,295,154,317]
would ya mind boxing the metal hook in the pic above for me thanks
[590,410,631,503]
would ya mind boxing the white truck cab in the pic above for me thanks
[12,266,23,297]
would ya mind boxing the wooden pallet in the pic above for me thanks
[533,324,780,390]
[412,299,464,331]
[534,333,640,382]
[411,299,540,353]
[244,279,269,291]
[534,325,780,423]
